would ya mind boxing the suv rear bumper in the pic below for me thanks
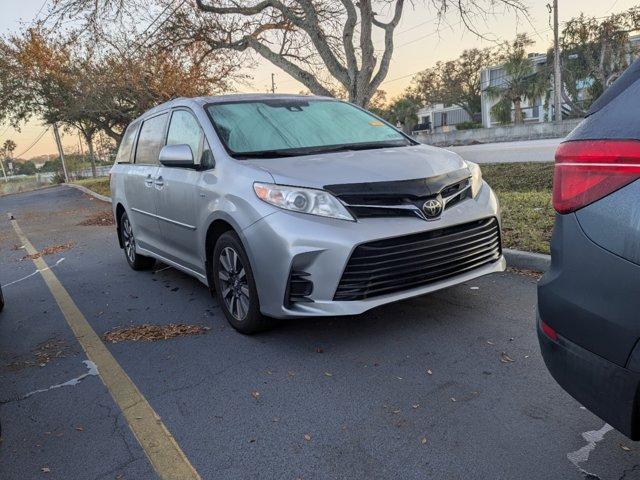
[537,314,640,439]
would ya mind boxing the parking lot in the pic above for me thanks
[1,186,639,479]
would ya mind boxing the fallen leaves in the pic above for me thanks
[251,390,260,400]
[303,434,312,442]
[23,242,75,260]
[41,467,51,473]
[421,437,428,444]
[102,324,210,343]
[507,267,543,280]
[5,337,71,371]
[500,352,516,363]
[620,443,632,451]
[426,369,433,375]
[77,210,115,227]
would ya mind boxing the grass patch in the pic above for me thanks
[73,177,111,197]
[482,162,554,254]
[0,176,50,196]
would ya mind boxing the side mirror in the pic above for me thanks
[159,144,195,168]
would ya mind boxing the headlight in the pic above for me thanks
[467,161,483,198]
[253,182,355,221]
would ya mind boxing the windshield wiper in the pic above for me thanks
[314,141,410,153]
[235,141,410,159]
[235,149,311,159]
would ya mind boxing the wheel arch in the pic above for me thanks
[204,216,241,289]
[115,203,127,249]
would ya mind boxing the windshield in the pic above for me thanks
[206,99,412,158]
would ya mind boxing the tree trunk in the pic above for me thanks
[85,134,97,178]
[513,98,524,124]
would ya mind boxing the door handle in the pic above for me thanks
[154,176,164,189]
[144,174,153,187]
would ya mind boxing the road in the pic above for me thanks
[1,186,639,480]
[448,138,562,164]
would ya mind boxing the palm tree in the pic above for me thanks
[485,34,548,125]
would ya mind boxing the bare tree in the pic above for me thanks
[52,0,526,107]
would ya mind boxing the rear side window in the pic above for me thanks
[115,122,139,164]
[166,110,203,162]
[135,113,168,164]
[588,58,640,115]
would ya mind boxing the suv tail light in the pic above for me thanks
[553,140,640,214]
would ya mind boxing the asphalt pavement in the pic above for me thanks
[448,138,562,164]
[1,186,639,480]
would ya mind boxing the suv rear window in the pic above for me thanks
[135,113,168,164]
[588,58,640,115]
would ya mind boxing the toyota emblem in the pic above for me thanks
[422,198,443,219]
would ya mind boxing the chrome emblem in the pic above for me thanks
[422,198,443,219]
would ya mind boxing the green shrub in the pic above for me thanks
[455,121,483,130]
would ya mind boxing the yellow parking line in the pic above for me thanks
[11,219,201,480]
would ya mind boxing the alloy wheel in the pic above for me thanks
[122,216,136,263]
[218,246,250,321]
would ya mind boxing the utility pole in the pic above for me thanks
[0,152,7,183]
[552,0,563,123]
[52,123,69,183]
[271,73,276,94]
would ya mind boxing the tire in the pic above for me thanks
[0,284,4,313]
[212,231,272,334]
[120,211,155,271]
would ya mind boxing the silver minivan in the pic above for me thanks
[110,94,505,333]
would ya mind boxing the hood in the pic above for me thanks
[241,144,467,189]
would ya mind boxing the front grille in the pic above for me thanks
[334,217,501,301]
[325,170,472,220]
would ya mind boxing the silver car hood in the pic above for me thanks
[242,144,467,188]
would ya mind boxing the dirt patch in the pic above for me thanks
[5,338,73,372]
[23,242,75,260]
[77,210,115,227]
[103,324,210,343]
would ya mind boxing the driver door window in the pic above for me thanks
[166,110,203,164]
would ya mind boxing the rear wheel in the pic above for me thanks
[212,232,272,334]
[120,211,155,270]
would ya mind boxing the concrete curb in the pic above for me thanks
[504,248,550,273]
[66,183,112,204]
[63,183,551,273]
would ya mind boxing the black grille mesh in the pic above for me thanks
[334,217,501,300]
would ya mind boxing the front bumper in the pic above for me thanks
[241,182,504,318]
[537,315,640,440]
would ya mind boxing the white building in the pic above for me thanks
[480,35,640,128]
[415,103,472,133]
[479,53,550,129]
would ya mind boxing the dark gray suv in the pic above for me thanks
[538,59,640,439]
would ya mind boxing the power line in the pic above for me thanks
[14,127,50,159]
[30,0,48,26]
[133,0,186,52]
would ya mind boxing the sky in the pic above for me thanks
[1,0,637,159]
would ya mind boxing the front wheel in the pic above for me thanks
[212,232,272,334]
[120,211,155,271]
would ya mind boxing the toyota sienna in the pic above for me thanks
[110,95,505,333]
